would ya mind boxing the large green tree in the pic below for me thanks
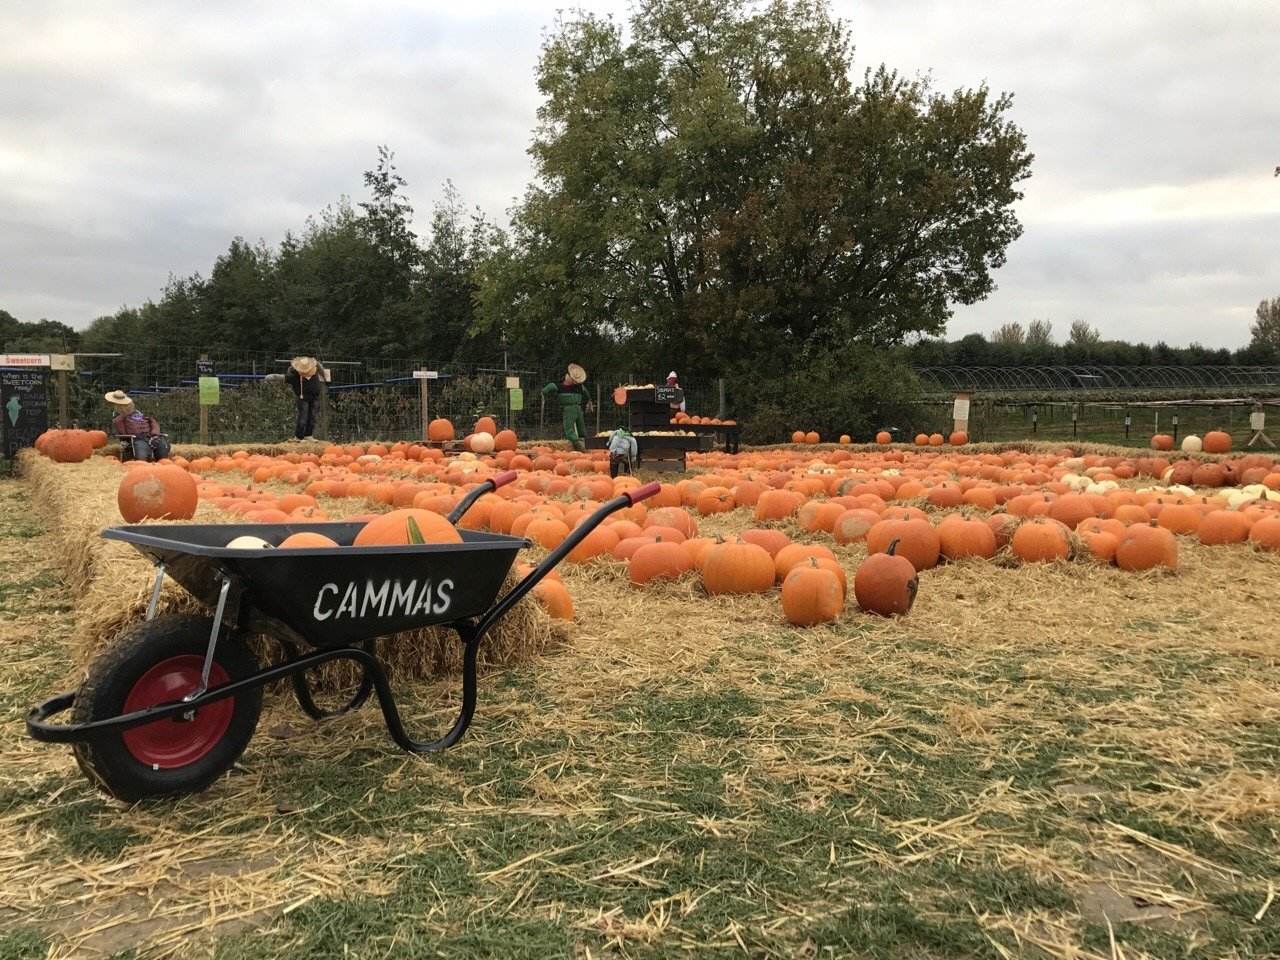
[480,0,1032,400]
[1250,296,1280,361]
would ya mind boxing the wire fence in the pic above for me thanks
[916,365,1280,397]
[43,344,729,446]
[915,398,1280,449]
[11,344,1280,451]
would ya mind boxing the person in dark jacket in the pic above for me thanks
[285,356,325,442]
[541,363,592,451]
[105,390,170,461]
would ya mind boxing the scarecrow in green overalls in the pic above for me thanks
[542,363,592,451]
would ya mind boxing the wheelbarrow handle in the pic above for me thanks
[446,470,519,525]
[626,482,662,505]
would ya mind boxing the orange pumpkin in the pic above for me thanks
[427,418,455,442]
[702,541,776,595]
[532,579,574,619]
[117,464,198,523]
[45,429,94,463]
[1202,430,1232,454]
[278,532,340,548]
[353,509,462,546]
[853,539,919,616]
[866,518,940,572]
[1115,522,1178,571]
[1248,516,1280,550]
[1009,518,1070,563]
[1197,510,1251,546]
[781,558,844,626]
[629,537,695,587]
[739,528,791,557]
[937,518,998,561]
[774,543,838,583]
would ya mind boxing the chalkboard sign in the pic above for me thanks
[654,386,679,403]
[2,368,49,459]
[196,358,216,377]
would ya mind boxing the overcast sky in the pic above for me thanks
[2,1,1277,350]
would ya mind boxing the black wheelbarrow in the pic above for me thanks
[28,472,660,802]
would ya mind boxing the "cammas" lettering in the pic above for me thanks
[313,577,454,621]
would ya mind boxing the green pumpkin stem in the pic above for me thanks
[407,515,426,545]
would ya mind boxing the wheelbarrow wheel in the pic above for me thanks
[71,613,262,802]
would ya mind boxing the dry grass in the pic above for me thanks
[3,441,1279,959]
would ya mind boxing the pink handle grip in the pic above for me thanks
[626,482,662,505]
[490,470,518,489]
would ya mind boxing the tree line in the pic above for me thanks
[2,1,1277,440]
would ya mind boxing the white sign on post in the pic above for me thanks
[412,370,439,380]
[952,396,970,422]
[1252,411,1266,431]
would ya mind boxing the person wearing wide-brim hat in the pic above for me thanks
[284,356,326,442]
[541,363,593,451]
[104,390,170,462]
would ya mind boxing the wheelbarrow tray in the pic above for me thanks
[103,523,529,648]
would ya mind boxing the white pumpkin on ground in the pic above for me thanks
[1181,435,1203,453]
[469,431,495,454]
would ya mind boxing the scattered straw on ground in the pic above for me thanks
[3,440,1279,958]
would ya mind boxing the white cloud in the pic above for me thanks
[0,0,1277,349]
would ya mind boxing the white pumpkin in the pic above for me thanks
[226,535,273,550]
[469,431,495,454]
[1181,435,1203,453]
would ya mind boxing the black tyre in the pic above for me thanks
[71,613,262,803]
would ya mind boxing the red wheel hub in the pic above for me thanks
[122,655,233,769]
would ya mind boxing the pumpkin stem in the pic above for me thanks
[886,537,901,557]
[406,515,425,545]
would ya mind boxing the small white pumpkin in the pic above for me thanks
[226,535,273,550]
[1181,435,1203,453]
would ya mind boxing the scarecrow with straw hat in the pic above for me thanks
[542,363,593,452]
[104,390,170,461]
[285,356,326,442]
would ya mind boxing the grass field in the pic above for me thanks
[1,457,1278,959]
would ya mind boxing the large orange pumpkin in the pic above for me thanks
[1009,518,1071,563]
[45,429,94,463]
[427,418,455,442]
[866,518,940,572]
[629,538,695,587]
[702,541,775,595]
[1115,523,1178,571]
[853,540,918,616]
[117,464,199,522]
[1202,430,1232,454]
[353,509,462,546]
[781,558,844,626]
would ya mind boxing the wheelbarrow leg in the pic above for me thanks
[284,636,377,721]
[314,631,479,754]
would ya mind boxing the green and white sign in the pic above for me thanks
[199,376,220,405]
